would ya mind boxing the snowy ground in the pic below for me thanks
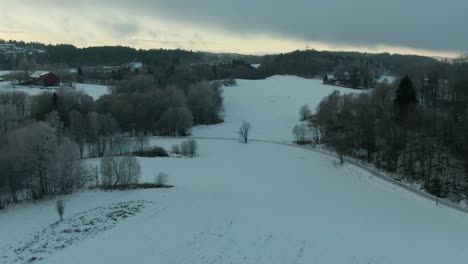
[377,75,398,84]
[0,82,55,97]
[0,71,15,77]
[2,76,468,264]
[72,83,110,100]
[2,139,468,264]
[0,82,109,100]
[193,75,358,142]
[2,201,151,263]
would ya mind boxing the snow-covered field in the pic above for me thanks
[0,71,15,77]
[193,75,357,141]
[0,82,54,97]
[0,82,109,100]
[377,75,398,84]
[72,83,110,100]
[2,76,468,264]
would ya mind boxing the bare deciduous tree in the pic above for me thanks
[180,141,188,156]
[69,110,86,158]
[8,122,58,197]
[100,154,115,187]
[155,172,169,187]
[0,103,21,146]
[120,155,141,186]
[52,137,92,193]
[329,131,349,165]
[171,144,180,154]
[293,124,309,144]
[158,107,193,136]
[56,199,65,222]
[136,132,150,152]
[187,82,224,124]
[112,136,132,156]
[100,152,141,188]
[187,139,198,157]
[238,121,251,143]
[299,104,312,121]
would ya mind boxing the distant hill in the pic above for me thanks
[0,39,443,79]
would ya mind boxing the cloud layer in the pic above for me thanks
[2,0,467,56]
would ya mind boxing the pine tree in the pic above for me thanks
[350,69,359,88]
[52,92,58,110]
[394,76,417,107]
[394,76,418,124]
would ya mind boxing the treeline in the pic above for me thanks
[313,59,468,200]
[1,39,448,84]
[258,50,443,80]
[27,75,223,152]
[1,51,261,88]
[0,39,259,68]
[98,75,223,135]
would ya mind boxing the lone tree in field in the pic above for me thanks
[299,104,312,121]
[56,199,65,222]
[180,141,188,156]
[187,139,198,157]
[238,121,251,143]
[155,171,169,187]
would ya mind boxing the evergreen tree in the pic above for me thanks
[394,76,417,107]
[350,69,359,88]
[394,76,418,124]
[52,93,59,111]
[323,74,328,84]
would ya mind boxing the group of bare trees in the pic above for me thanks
[292,124,310,145]
[313,60,468,200]
[98,75,224,136]
[0,107,92,206]
[172,139,198,157]
[68,110,120,158]
[292,105,313,144]
[100,154,141,188]
[26,74,223,140]
[299,104,311,121]
[0,89,126,206]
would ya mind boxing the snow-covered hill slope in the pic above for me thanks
[193,75,358,141]
[2,76,468,264]
[0,139,466,264]
[0,82,109,100]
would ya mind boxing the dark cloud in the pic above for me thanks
[14,0,468,53]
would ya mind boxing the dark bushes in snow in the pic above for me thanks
[133,146,169,157]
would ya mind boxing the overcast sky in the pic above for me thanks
[1,0,466,57]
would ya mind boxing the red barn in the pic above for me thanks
[28,71,60,86]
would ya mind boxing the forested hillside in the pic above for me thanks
[313,58,468,201]
[1,40,446,83]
